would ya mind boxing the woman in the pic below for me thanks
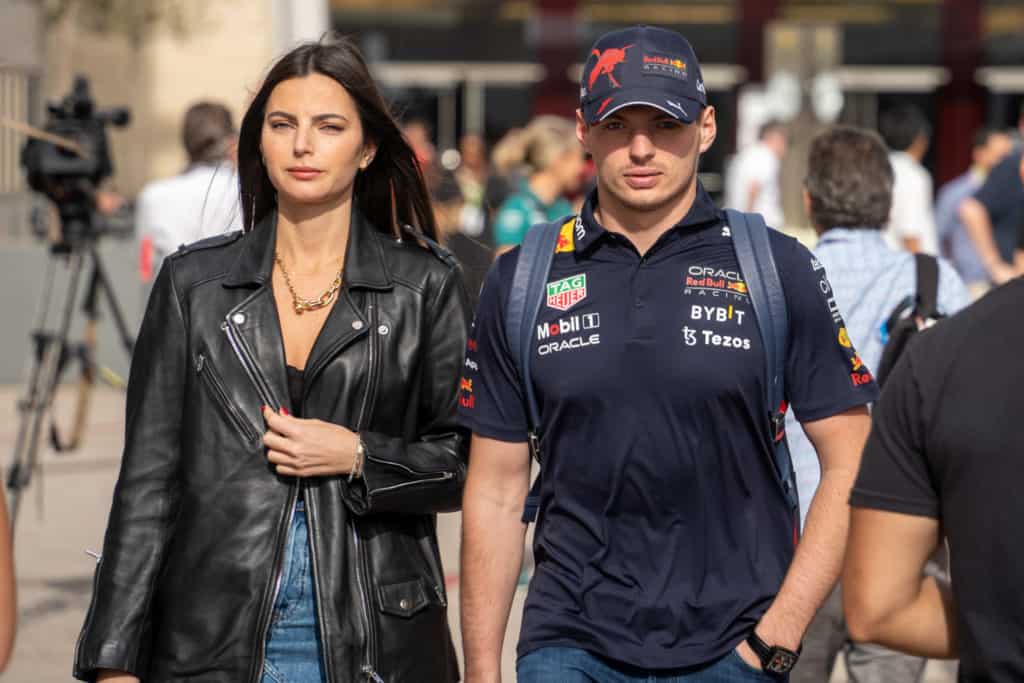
[490,116,585,252]
[75,36,469,683]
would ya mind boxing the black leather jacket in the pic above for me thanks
[75,212,470,682]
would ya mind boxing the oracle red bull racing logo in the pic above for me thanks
[683,265,749,301]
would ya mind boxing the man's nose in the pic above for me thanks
[629,130,655,162]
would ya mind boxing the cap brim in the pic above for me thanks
[583,89,701,125]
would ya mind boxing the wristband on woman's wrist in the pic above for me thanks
[348,438,365,482]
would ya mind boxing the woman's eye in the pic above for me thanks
[321,125,343,133]
[270,121,291,130]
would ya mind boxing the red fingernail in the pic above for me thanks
[281,407,290,416]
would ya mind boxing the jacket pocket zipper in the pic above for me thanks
[195,353,260,444]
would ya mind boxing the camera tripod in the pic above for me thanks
[7,234,134,530]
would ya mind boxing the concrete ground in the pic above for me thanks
[1,385,956,681]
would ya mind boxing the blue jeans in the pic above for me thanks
[262,503,327,683]
[517,646,785,683]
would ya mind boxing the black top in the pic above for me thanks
[447,232,493,311]
[286,365,304,418]
[851,279,1024,682]
[458,185,878,669]
[973,148,1024,262]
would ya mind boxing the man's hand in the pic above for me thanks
[262,407,359,477]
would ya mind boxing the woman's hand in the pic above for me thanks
[97,670,140,683]
[262,407,360,477]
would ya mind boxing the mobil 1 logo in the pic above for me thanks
[536,312,601,356]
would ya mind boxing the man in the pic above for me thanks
[724,119,788,229]
[958,105,1024,287]
[842,279,1024,682]
[787,127,969,683]
[934,127,1014,299]
[135,101,241,284]
[879,104,937,254]
[459,25,877,682]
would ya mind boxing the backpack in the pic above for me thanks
[875,254,941,386]
[505,210,799,531]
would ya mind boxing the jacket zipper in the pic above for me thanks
[250,484,299,683]
[353,298,383,682]
[221,310,300,683]
[195,353,260,443]
[303,481,335,682]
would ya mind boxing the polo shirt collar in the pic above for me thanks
[575,182,721,255]
[816,227,888,249]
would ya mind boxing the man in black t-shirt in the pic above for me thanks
[459,25,877,682]
[844,279,1024,681]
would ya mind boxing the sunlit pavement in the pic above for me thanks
[1,385,954,681]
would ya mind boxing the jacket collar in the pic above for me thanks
[224,207,394,290]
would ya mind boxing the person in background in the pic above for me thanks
[135,101,242,284]
[432,168,492,308]
[934,127,1014,299]
[958,105,1024,287]
[490,115,584,252]
[788,126,969,683]
[879,104,937,254]
[455,133,491,241]
[724,119,787,228]
[843,280,1024,682]
[0,486,15,674]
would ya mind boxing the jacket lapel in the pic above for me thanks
[302,209,393,385]
[221,209,395,408]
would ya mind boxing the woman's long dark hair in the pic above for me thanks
[237,35,437,240]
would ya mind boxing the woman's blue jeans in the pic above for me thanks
[262,503,327,683]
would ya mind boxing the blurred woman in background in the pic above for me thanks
[490,116,585,252]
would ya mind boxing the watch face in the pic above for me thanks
[766,648,798,673]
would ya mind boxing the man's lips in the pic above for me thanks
[623,169,661,189]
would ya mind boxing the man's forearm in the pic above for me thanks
[756,467,856,648]
[845,574,957,659]
[960,198,1009,280]
[460,480,527,682]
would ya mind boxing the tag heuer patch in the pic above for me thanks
[546,274,587,311]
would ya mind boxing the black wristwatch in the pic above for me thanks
[746,631,801,674]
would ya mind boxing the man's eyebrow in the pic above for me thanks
[265,111,350,123]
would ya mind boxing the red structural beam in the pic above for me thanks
[532,0,581,117]
[936,0,984,186]
[738,0,780,85]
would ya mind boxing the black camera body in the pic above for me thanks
[21,75,130,247]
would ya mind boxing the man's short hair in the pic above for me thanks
[878,104,930,152]
[183,101,235,165]
[805,126,893,231]
[973,126,1004,150]
[758,120,786,141]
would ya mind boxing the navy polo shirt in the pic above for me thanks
[458,185,877,669]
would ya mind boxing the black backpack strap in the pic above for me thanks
[505,219,567,523]
[914,253,940,319]
[724,209,799,517]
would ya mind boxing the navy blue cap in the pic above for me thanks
[580,25,707,125]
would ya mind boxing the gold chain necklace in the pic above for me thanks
[274,253,343,315]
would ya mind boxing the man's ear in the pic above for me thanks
[576,109,590,153]
[698,106,717,154]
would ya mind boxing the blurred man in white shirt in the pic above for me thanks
[136,101,242,284]
[724,120,787,228]
[879,104,936,254]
